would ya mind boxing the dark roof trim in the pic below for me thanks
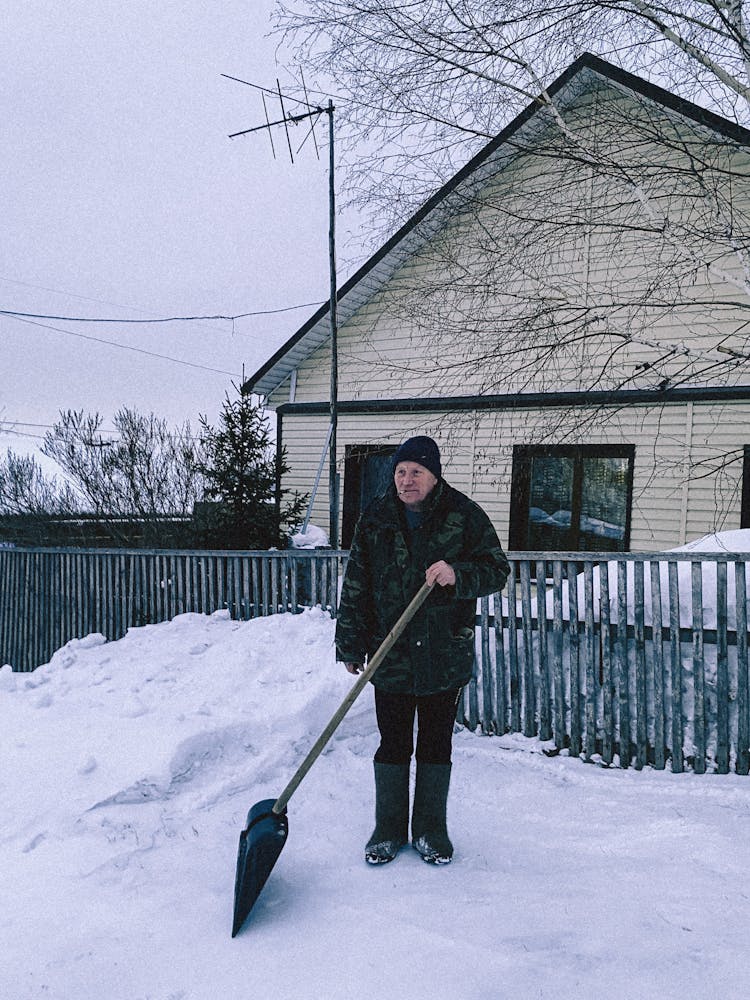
[585,55,750,145]
[244,53,750,397]
[276,384,750,416]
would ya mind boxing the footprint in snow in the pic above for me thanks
[78,756,98,775]
[22,832,47,854]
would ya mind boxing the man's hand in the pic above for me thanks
[426,560,456,588]
[345,661,364,674]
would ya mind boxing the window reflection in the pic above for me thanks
[512,446,634,552]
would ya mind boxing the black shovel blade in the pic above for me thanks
[231,798,289,937]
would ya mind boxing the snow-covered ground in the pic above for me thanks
[3,606,750,999]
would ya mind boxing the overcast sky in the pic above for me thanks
[2,1,351,467]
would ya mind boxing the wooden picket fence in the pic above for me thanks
[466,551,750,776]
[2,546,749,775]
[0,546,344,674]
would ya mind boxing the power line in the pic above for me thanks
[0,300,324,325]
[1,419,207,444]
[2,420,119,434]
[5,314,242,377]
[0,427,47,442]
[3,421,56,428]
[0,273,325,324]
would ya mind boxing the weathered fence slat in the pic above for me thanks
[692,561,706,775]
[308,558,318,615]
[279,555,289,614]
[668,561,683,774]
[215,557,225,615]
[21,552,31,666]
[583,561,596,761]
[270,558,279,614]
[536,560,551,741]
[567,560,581,758]
[600,561,614,766]
[735,562,749,776]
[633,560,647,770]
[289,558,299,614]
[551,560,565,750]
[650,560,666,770]
[480,596,492,734]
[12,551,22,665]
[616,560,630,768]
[519,560,535,737]
[494,593,507,734]
[506,564,520,733]
[716,561,729,774]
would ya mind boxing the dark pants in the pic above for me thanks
[373,687,462,765]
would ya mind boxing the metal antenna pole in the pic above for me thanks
[327,100,339,548]
[225,76,339,544]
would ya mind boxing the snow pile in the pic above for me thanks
[289,524,329,549]
[0,609,352,862]
[538,529,750,628]
[3,606,750,998]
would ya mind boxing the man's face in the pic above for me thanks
[394,461,438,511]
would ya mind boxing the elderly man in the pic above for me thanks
[336,435,509,865]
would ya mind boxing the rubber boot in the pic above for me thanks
[411,762,453,864]
[365,762,410,864]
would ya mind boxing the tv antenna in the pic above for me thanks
[224,73,340,547]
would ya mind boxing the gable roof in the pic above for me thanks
[243,52,750,399]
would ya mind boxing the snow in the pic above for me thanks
[674,528,750,554]
[3,603,750,998]
[289,524,329,549]
[537,528,750,628]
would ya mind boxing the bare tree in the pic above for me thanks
[39,409,206,545]
[276,1,750,224]
[0,450,77,516]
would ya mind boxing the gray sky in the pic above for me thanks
[2,1,348,467]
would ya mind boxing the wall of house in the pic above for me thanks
[282,400,748,551]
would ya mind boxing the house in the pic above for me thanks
[244,54,750,552]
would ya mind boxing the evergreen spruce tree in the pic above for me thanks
[198,389,306,549]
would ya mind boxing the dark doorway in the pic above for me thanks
[341,444,396,547]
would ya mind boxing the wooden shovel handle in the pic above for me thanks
[272,580,434,815]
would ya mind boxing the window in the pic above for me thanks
[742,446,750,530]
[341,444,396,548]
[509,444,635,552]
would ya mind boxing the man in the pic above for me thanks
[336,435,509,865]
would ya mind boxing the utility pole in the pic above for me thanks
[225,78,339,546]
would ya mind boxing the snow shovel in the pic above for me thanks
[231,579,434,936]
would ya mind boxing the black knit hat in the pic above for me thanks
[392,435,442,480]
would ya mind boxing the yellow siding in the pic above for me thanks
[280,401,746,551]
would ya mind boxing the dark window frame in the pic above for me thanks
[509,443,635,552]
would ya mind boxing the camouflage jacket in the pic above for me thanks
[335,480,510,696]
